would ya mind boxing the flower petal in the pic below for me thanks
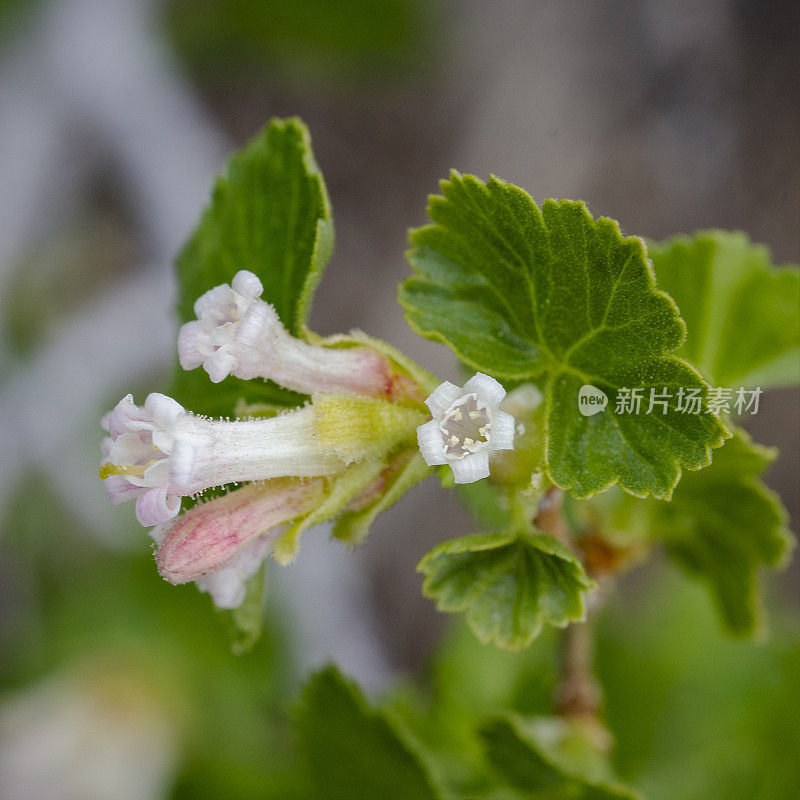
[489,411,516,450]
[193,284,233,318]
[135,486,181,527]
[231,269,263,298]
[450,451,490,483]
[235,302,270,346]
[417,419,448,466]
[144,393,184,431]
[102,394,143,436]
[102,474,142,504]
[195,537,271,609]
[462,372,506,407]
[177,321,206,370]
[204,349,238,383]
[424,381,462,417]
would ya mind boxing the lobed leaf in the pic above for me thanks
[400,173,727,498]
[583,427,794,636]
[650,231,800,390]
[418,530,595,650]
[654,428,794,635]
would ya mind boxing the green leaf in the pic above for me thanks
[652,428,794,635]
[295,666,442,800]
[418,530,595,650]
[172,116,333,414]
[596,565,800,800]
[479,716,642,799]
[400,173,727,498]
[170,368,306,419]
[650,231,800,389]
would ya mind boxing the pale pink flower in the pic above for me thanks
[178,269,393,396]
[153,478,324,587]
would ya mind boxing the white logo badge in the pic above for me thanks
[578,385,608,416]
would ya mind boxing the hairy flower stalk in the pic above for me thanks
[100,393,347,527]
[417,373,515,483]
[178,270,398,397]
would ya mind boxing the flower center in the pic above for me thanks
[439,393,492,458]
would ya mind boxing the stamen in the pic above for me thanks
[99,463,146,479]
[99,459,161,480]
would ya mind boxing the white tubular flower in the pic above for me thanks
[416,373,515,483]
[178,269,392,396]
[100,393,344,527]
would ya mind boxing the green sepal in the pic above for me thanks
[225,565,267,655]
[271,460,387,565]
[333,453,431,546]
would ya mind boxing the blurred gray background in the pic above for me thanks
[1,0,797,678]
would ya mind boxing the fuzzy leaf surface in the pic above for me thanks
[418,531,595,650]
[650,231,800,389]
[296,666,442,800]
[400,173,727,498]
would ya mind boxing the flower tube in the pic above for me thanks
[100,393,344,526]
[178,270,393,396]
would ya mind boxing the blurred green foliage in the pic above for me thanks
[162,0,435,86]
[2,469,797,797]
[0,0,37,43]
[0,472,300,799]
